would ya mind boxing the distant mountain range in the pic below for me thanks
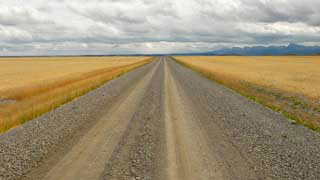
[203,43,320,56]
[2,43,319,57]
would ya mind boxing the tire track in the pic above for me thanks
[164,59,231,180]
[100,59,166,180]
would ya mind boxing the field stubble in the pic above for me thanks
[174,56,320,130]
[0,57,152,133]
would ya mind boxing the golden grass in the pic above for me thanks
[174,56,320,130]
[0,57,152,133]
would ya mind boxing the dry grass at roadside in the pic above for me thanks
[174,56,320,130]
[0,57,153,133]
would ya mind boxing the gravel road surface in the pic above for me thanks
[1,57,320,180]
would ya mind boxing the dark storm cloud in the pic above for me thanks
[0,0,319,55]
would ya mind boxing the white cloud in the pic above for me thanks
[0,25,33,42]
[0,0,319,55]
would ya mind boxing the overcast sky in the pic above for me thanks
[0,0,320,55]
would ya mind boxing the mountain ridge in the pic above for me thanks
[205,43,320,55]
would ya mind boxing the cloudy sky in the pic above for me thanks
[0,0,320,55]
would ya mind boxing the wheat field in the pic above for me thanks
[0,57,147,93]
[174,56,320,129]
[0,56,152,132]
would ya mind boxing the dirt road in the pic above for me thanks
[1,57,320,180]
